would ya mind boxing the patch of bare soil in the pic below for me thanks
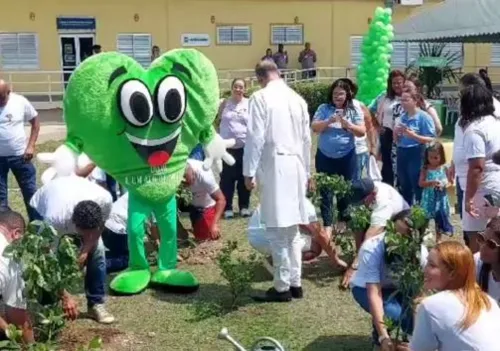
[179,239,224,265]
[58,323,142,351]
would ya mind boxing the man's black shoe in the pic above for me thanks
[290,286,303,299]
[252,288,292,303]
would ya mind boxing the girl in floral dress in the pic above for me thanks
[419,142,453,242]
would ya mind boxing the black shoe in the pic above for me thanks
[252,288,292,303]
[290,286,303,299]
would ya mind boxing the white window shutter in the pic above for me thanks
[231,26,251,44]
[0,33,39,70]
[117,34,152,67]
[271,25,303,45]
[350,36,362,67]
[391,41,408,68]
[217,26,233,45]
[407,42,420,66]
[491,43,500,66]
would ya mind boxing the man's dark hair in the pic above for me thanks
[459,72,487,88]
[72,201,103,230]
[0,210,25,232]
[92,44,102,52]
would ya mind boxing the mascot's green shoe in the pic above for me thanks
[151,269,199,293]
[110,269,151,295]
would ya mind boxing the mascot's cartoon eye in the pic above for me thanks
[156,76,186,124]
[119,80,154,127]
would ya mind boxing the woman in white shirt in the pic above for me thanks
[217,78,251,219]
[475,217,500,304]
[449,73,500,252]
[369,70,406,186]
[460,82,500,253]
[403,241,500,351]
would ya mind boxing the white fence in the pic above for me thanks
[2,66,498,110]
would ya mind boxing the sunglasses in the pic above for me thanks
[477,232,500,250]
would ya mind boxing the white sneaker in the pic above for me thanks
[224,210,234,219]
[89,304,115,324]
[240,208,251,217]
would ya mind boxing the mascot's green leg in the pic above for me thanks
[151,196,199,293]
[110,194,151,295]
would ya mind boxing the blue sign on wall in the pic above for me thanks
[57,17,96,31]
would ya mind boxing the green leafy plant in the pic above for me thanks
[405,43,461,99]
[189,240,259,321]
[176,184,193,205]
[383,206,429,344]
[0,221,102,350]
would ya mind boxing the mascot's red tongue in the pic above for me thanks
[148,151,170,167]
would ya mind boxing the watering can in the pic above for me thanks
[218,327,285,351]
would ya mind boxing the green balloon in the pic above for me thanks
[379,36,389,45]
[384,8,393,16]
[386,24,394,32]
[375,7,385,17]
[387,32,394,40]
[386,43,394,53]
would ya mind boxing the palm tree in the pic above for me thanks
[405,43,461,99]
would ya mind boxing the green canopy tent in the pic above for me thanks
[393,0,500,43]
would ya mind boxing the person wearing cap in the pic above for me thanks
[341,178,409,289]
[247,198,347,275]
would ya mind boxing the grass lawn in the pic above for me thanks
[7,140,462,351]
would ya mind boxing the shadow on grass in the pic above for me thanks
[302,256,344,288]
[303,335,371,351]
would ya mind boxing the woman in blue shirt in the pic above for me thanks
[311,79,366,234]
[394,90,435,205]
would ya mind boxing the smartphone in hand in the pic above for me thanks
[331,109,344,128]
[485,194,495,206]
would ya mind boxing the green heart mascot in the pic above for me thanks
[41,49,235,295]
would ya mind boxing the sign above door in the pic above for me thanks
[57,17,96,33]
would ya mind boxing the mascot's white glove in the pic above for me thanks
[203,135,236,173]
[37,145,88,185]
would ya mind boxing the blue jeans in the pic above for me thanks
[102,228,129,273]
[189,144,205,161]
[65,235,106,307]
[352,286,414,344]
[0,156,42,222]
[396,146,424,205]
[355,152,369,181]
[456,178,463,219]
[315,148,357,226]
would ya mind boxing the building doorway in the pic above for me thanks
[59,35,94,87]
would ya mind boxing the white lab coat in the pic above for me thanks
[243,80,311,228]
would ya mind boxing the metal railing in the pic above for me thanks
[2,66,500,109]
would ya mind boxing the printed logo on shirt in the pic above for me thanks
[392,103,403,120]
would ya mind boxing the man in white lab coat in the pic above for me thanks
[243,60,312,302]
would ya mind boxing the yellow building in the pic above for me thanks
[0,0,497,105]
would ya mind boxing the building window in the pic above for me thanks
[116,33,152,68]
[491,43,500,66]
[350,36,363,67]
[270,24,304,45]
[391,42,464,69]
[216,25,251,45]
[0,33,39,70]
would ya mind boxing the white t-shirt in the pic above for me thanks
[30,175,113,235]
[187,160,219,208]
[380,97,403,130]
[474,253,500,304]
[0,93,38,157]
[105,193,129,234]
[0,234,26,309]
[88,166,106,183]
[453,97,500,190]
[370,181,410,227]
[410,290,500,351]
[350,233,428,289]
[463,114,500,195]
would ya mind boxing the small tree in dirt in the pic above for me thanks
[190,241,259,321]
[384,206,430,344]
[0,221,102,350]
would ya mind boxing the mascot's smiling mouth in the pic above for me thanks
[125,129,181,167]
